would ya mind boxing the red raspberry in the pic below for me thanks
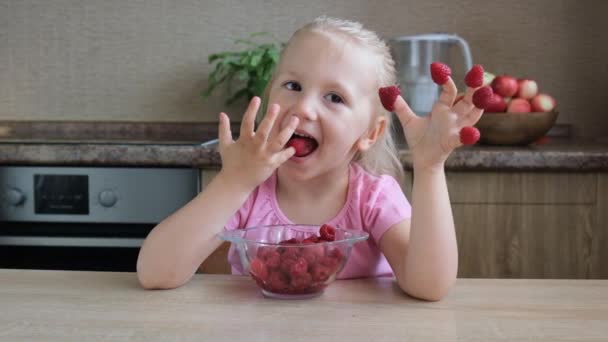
[472,86,494,109]
[268,271,289,292]
[459,126,480,145]
[256,246,273,260]
[464,64,484,88]
[290,272,313,290]
[378,85,401,111]
[286,138,316,157]
[319,224,336,241]
[280,247,300,261]
[328,248,344,261]
[430,62,451,85]
[311,264,332,282]
[265,250,281,269]
[319,255,339,272]
[250,257,269,281]
[290,257,309,276]
[279,258,296,274]
[302,235,320,243]
[301,244,325,265]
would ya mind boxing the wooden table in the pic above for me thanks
[1,269,607,341]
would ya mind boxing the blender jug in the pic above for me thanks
[389,34,472,116]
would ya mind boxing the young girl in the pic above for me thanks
[136,16,486,301]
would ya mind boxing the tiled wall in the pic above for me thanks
[1,0,606,137]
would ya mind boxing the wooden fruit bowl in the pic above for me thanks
[474,111,559,146]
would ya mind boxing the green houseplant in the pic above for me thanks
[203,32,284,106]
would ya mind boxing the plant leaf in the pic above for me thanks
[204,32,284,103]
[226,87,251,105]
[237,69,249,81]
[250,53,262,67]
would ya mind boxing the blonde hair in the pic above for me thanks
[266,16,405,183]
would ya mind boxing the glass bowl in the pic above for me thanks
[217,224,369,299]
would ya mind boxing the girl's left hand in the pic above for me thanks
[392,76,485,171]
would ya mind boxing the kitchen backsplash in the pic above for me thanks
[1,0,606,137]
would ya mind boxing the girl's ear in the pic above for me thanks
[357,116,387,151]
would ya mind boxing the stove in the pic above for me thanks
[0,165,199,272]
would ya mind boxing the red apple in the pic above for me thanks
[507,98,531,113]
[485,93,507,112]
[516,79,539,99]
[491,75,519,97]
[530,93,556,112]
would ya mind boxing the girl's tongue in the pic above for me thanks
[286,135,318,157]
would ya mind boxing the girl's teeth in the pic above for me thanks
[294,132,314,139]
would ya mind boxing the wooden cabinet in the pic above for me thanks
[593,174,608,279]
[447,172,606,279]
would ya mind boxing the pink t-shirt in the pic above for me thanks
[224,162,411,279]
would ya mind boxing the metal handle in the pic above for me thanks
[0,236,144,247]
[450,35,473,72]
[391,33,473,71]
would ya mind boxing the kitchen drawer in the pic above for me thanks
[446,172,597,204]
[454,203,597,278]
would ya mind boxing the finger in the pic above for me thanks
[453,86,477,115]
[458,107,484,127]
[270,115,299,151]
[274,146,296,165]
[393,96,417,128]
[240,96,261,139]
[437,77,458,107]
[448,132,463,150]
[255,103,280,143]
[218,112,233,148]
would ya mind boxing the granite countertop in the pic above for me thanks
[1,121,608,171]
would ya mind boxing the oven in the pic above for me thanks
[0,166,198,272]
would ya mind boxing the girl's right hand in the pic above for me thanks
[217,96,299,190]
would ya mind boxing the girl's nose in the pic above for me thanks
[291,95,318,121]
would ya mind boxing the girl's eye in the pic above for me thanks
[325,93,344,104]
[284,81,301,91]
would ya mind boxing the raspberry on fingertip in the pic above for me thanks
[460,126,481,145]
[378,85,401,111]
[465,65,485,88]
[430,62,452,85]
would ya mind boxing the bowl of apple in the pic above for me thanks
[473,74,558,146]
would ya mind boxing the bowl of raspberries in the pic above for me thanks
[218,224,368,299]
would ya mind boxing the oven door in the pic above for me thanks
[0,221,153,272]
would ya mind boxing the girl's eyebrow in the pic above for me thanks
[280,70,300,79]
[326,80,354,98]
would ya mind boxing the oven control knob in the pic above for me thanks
[4,188,25,206]
[98,190,117,207]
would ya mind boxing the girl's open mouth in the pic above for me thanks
[286,132,318,158]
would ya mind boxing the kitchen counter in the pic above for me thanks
[1,269,607,341]
[1,120,608,170]
[1,138,608,171]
